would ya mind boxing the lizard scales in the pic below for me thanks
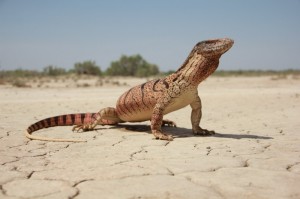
[26,38,234,142]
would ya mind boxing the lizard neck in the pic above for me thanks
[175,52,220,86]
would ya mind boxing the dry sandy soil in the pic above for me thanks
[0,76,299,199]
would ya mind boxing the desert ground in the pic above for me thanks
[0,75,299,199]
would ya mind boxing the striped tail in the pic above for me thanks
[25,113,98,142]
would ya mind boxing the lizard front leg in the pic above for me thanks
[151,102,174,141]
[190,96,215,136]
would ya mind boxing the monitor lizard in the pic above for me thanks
[25,38,234,142]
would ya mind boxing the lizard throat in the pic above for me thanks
[176,54,219,86]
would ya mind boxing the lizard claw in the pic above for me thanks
[162,119,177,127]
[193,127,215,136]
[72,125,84,132]
[72,124,95,132]
[152,130,174,141]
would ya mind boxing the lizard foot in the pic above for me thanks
[72,124,95,132]
[152,130,174,141]
[162,119,177,127]
[193,127,215,136]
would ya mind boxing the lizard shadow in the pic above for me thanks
[95,124,273,140]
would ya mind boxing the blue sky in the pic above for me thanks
[0,0,300,71]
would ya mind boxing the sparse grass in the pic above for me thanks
[112,81,120,86]
[104,79,110,84]
[76,83,91,88]
[96,78,103,86]
[270,75,288,81]
[212,69,300,77]
[1,69,299,88]
[1,69,299,79]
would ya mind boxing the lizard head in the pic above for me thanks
[175,38,234,83]
[194,38,234,58]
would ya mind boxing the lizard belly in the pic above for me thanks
[118,89,197,122]
[163,89,196,115]
[119,109,153,122]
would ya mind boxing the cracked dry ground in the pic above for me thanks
[1,76,300,199]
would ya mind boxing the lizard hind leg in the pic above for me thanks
[72,107,122,132]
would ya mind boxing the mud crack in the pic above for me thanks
[286,162,300,172]
[70,179,94,199]
[112,136,126,146]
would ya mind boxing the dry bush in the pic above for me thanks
[0,78,6,85]
[76,83,91,88]
[270,75,287,81]
[11,79,30,88]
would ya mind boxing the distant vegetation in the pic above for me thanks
[106,55,159,77]
[212,69,300,77]
[0,54,160,78]
[0,53,299,88]
[1,67,299,79]
[73,61,102,76]
[43,65,67,76]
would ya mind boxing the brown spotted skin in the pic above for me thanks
[27,113,103,133]
[25,112,118,142]
[26,38,234,142]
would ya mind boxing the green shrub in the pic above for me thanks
[106,54,159,77]
[74,61,102,76]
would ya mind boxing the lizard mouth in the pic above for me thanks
[198,38,234,57]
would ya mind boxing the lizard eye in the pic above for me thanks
[203,40,219,45]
